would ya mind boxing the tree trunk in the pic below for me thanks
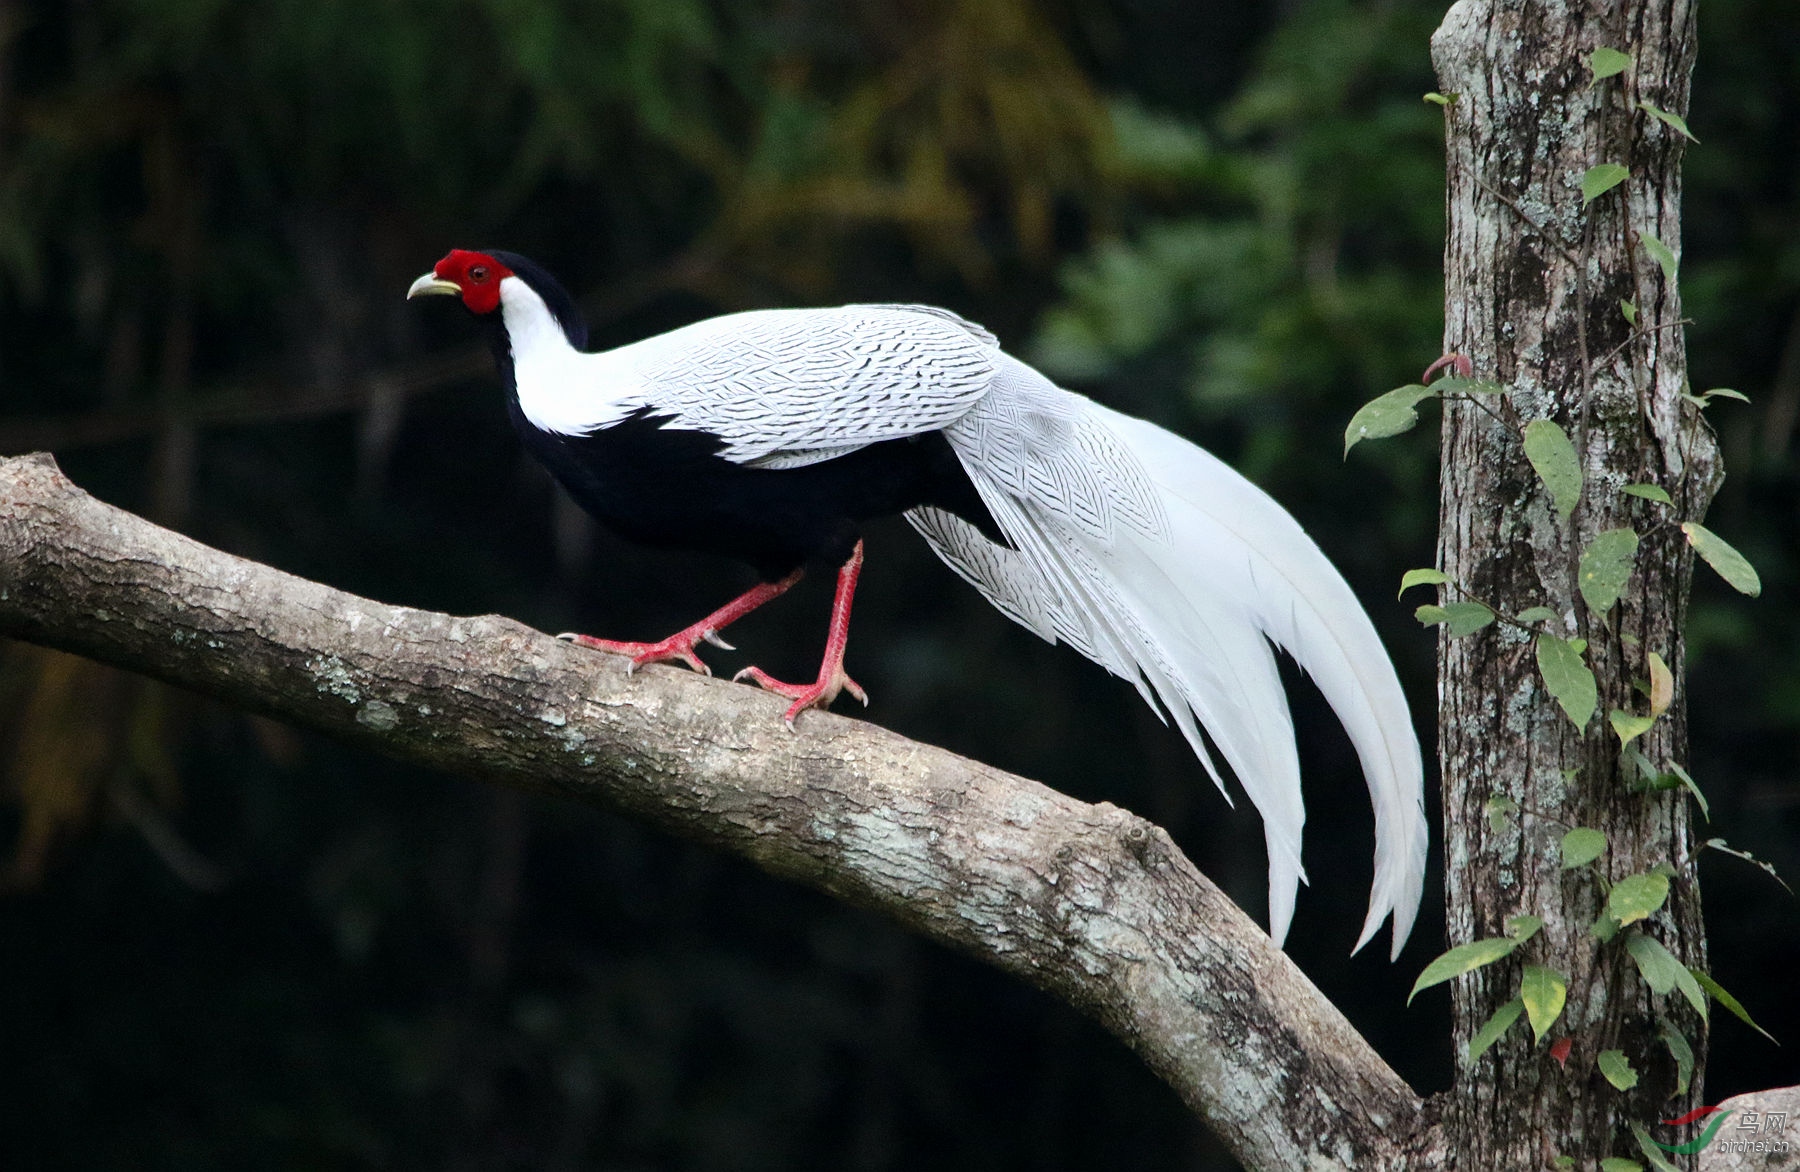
[1432,1,1714,1166]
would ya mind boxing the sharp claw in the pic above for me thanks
[732,667,755,684]
[559,626,735,683]
[702,629,735,651]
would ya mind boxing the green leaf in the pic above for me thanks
[1579,527,1640,615]
[1443,601,1497,637]
[1668,763,1710,820]
[1506,914,1545,943]
[1398,568,1451,598]
[1598,1048,1638,1091]
[1681,522,1762,596]
[1611,709,1657,746]
[1486,794,1519,834]
[1537,633,1598,732]
[1523,419,1583,520]
[1625,931,1682,995]
[1629,747,1705,809]
[1520,965,1568,1043]
[1591,911,1621,942]
[1621,933,1708,1020]
[1702,838,1789,893]
[1690,968,1777,1042]
[1589,47,1633,80]
[1630,1123,1683,1172]
[1672,966,1708,1021]
[1432,376,1506,396]
[1409,937,1520,1004]
[1620,298,1638,325]
[1464,998,1523,1067]
[1345,384,1439,455]
[1599,1160,1643,1172]
[1423,91,1453,107]
[1516,606,1559,623]
[1640,231,1679,284]
[1581,163,1629,204]
[1682,387,1750,409]
[1608,871,1671,926]
[1561,828,1607,868]
[1628,747,1672,787]
[1622,483,1672,504]
[1415,601,1495,637]
[1637,100,1699,143]
[1660,1020,1694,1096]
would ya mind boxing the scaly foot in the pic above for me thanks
[558,626,735,675]
[733,663,868,729]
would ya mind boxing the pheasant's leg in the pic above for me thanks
[734,542,867,729]
[559,569,803,675]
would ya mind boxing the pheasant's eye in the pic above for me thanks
[469,265,489,282]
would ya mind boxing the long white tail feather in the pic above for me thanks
[913,354,1427,957]
[984,463,1313,943]
[1092,404,1427,956]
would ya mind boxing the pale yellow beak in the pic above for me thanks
[407,272,461,299]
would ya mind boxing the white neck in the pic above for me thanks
[499,277,642,435]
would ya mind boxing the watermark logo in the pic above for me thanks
[1653,1105,1791,1157]
[1651,1106,1734,1155]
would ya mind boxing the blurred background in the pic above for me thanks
[0,0,1794,1167]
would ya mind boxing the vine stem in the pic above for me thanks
[1432,575,1547,636]
[1469,173,1582,267]
[1440,390,1517,436]
[1593,317,1693,372]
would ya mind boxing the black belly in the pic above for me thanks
[511,403,1003,581]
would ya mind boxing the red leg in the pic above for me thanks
[734,541,868,728]
[559,569,803,675]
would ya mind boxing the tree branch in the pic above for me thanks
[0,451,1435,1171]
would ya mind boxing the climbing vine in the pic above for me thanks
[1353,37,1782,1171]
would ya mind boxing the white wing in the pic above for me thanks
[911,353,1428,957]
[615,304,998,467]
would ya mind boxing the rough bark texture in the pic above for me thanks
[0,451,1435,1172]
[1432,1,1713,1167]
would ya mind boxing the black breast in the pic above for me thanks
[511,402,1004,582]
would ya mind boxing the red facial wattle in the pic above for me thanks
[432,249,513,315]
